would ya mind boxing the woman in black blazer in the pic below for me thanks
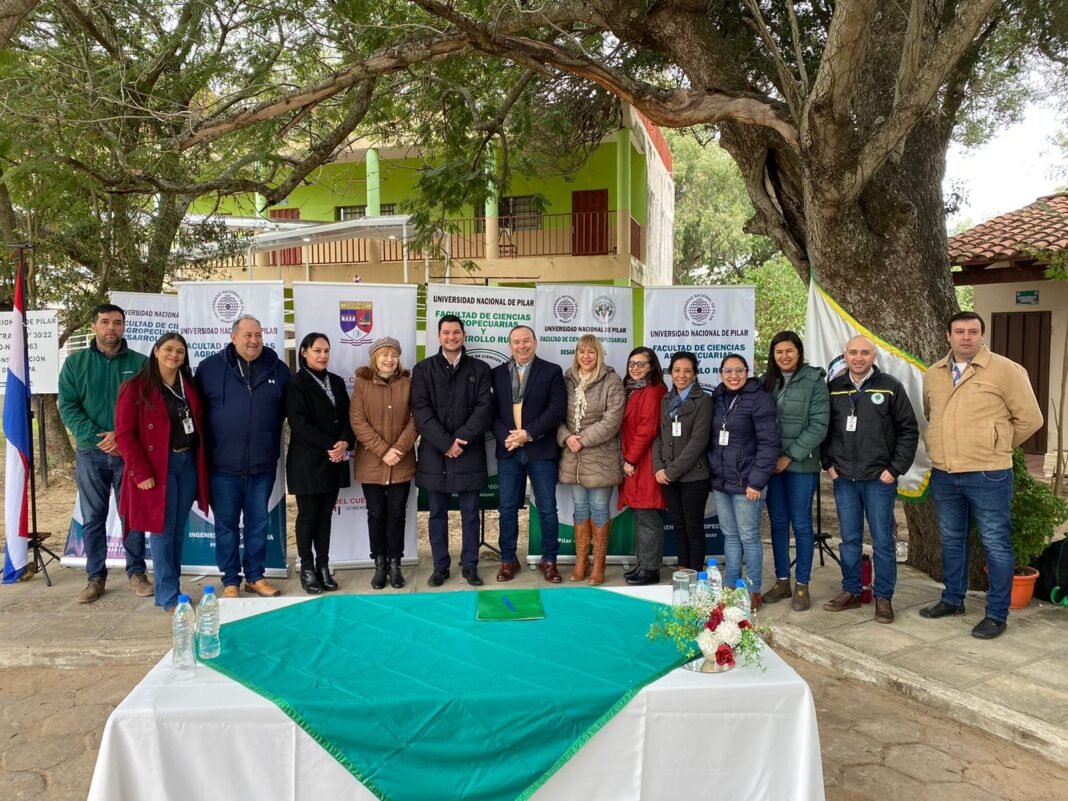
[286,332,356,594]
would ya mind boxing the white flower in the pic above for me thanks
[696,628,718,657]
[723,606,745,625]
[720,623,742,648]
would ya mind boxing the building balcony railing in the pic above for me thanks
[202,211,644,269]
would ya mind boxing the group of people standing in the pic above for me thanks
[60,303,1043,639]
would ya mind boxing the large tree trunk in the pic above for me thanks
[39,394,74,472]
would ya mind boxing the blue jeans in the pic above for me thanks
[428,490,480,570]
[931,468,1015,622]
[570,485,613,527]
[833,477,898,598]
[766,471,817,585]
[210,471,275,586]
[151,451,198,610]
[498,453,560,562]
[75,447,145,581]
[715,489,765,591]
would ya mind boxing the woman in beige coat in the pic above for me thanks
[558,334,625,586]
[350,337,417,590]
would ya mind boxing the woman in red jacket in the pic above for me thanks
[619,347,669,586]
[115,333,210,612]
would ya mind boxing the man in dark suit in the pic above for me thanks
[491,326,568,583]
[412,315,495,587]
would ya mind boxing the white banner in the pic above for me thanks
[533,284,633,376]
[177,281,286,369]
[804,278,931,499]
[292,282,420,565]
[0,310,59,395]
[643,286,756,388]
[109,291,179,356]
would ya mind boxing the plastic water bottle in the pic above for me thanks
[735,579,752,620]
[196,585,221,660]
[706,558,723,599]
[172,595,196,676]
[695,571,711,600]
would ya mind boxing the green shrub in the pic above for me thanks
[1012,448,1068,567]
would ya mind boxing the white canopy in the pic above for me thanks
[248,215,413,253]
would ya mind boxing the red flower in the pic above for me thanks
[738,619,753,630]
[707,606,725,631]
[715,644,735,667]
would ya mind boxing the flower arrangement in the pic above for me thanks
[647,586,771,671]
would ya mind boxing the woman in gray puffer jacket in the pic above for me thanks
[558,334,625,586]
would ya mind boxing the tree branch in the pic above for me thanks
[59,0,121,59]
[742,0,803,122]
[786,1,810,97]
[841,0,999,204]
[0,0,38,48]
[808,0,877,119]
[891,0,924,162]
[412,0,798,145]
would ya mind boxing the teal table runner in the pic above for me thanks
[207,588,687,801]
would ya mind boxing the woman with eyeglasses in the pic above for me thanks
[760,331,829,611]
[115,332,210,612]
[707,353,779,610]
[558,334,625,586]
[619,347,669,585]
[653,351,713,571]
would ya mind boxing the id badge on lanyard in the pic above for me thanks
[672,417,682,437]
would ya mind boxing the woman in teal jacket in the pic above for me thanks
[761,332,829,611]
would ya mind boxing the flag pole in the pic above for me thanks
[10,244,59,584]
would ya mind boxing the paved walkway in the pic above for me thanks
[2,514,1068,799]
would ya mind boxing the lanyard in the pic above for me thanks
[162,373,188,406]
[721,394,739,430]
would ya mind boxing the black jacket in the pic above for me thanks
[491,356,567,462]
[706,378,780,494]
[411,348,494,493]
[653,381,713,484]
[822,366,919,481]
[285,368,356,496]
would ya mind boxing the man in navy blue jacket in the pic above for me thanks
[196,315,290,598]
[491,326,568,582]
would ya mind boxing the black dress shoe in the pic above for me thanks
[427,568,450,587]
[388,558,405,589]
[371,556,388,590]
[299,567,322,595]
[971,617,1007,639]
[625,569,661,586]
[919,600,966,619]
[317,565,339,592]
[461,565,484,586]
[622,565,641,581]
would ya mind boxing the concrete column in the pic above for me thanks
[366,147,382,265]
[616,127,632,261]
[486,151,499,259]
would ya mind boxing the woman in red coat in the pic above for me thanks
[619,347,669,585]
[115,333,210,612]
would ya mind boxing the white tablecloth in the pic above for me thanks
[88,588,824,801]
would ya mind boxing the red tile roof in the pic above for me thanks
[948,192,1068,266]
[634,110,673,174]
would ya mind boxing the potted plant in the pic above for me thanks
[1009,448,1068,608]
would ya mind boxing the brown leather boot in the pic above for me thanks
[588,522,611,586]
[569,520,593,582]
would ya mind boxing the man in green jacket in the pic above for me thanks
[58,304,149,603]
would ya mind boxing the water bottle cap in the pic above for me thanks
[735,580,747,589]
[203,585,215,594]
[177,594,191,604]
[697,572,708,580]
[707,558,718,568]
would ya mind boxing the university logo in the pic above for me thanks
[212,290,244,323]
[683,294,715,326]
[339,300,373,345]
[553,295,578,323]
[591,295,616,324]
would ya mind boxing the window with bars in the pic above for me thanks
[475,195,542,233]
[335,203,396,221]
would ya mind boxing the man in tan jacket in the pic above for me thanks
[919,311,1043,640]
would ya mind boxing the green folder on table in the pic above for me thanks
[476,589,545,621]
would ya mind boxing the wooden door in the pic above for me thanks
[990,311,1050,454]
[269,208,302,266]
[571,189,609,256]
